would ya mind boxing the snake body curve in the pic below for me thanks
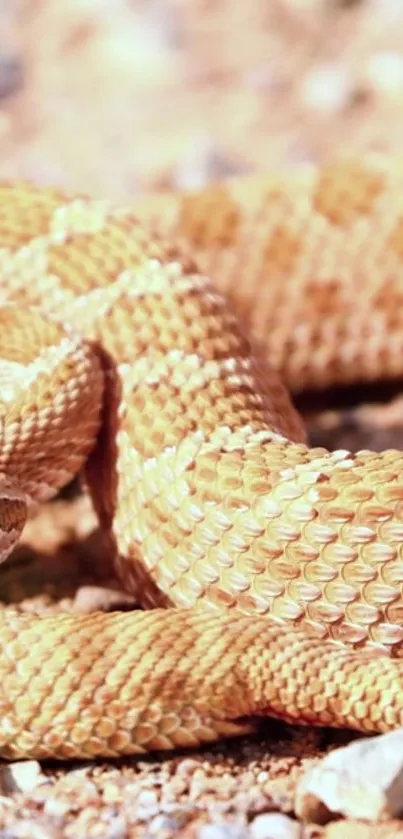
[2,155,403,759]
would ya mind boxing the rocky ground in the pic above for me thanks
[2,0,403,837]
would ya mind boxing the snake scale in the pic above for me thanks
[2,154,403,760]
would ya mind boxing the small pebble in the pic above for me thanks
[43,796,71,818]
[198,821,247,839]
[73,584,135,613]
[300,64,353,113]
[0,761,47,795]
[136,788,160,820]
[365,51,403,97]
[148,814,181,834]
[250,813,301,839]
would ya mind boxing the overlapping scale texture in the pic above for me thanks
[0,161,403,758]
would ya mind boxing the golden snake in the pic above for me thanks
[2,155,403,761]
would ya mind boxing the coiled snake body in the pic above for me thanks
[1,155,403,760]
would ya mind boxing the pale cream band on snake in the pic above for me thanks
[1,155,403,760]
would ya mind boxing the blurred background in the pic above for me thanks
[2,0,403,199]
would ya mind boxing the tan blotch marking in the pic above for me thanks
[177,185,241,250]
[313,158,387,226]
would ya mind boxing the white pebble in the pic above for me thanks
[300,65,353,113]
[365,52,403,97]
[250,813,301,839]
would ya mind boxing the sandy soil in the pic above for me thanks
[2,1,403,836]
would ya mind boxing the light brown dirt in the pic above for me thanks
[2,1,403,836]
